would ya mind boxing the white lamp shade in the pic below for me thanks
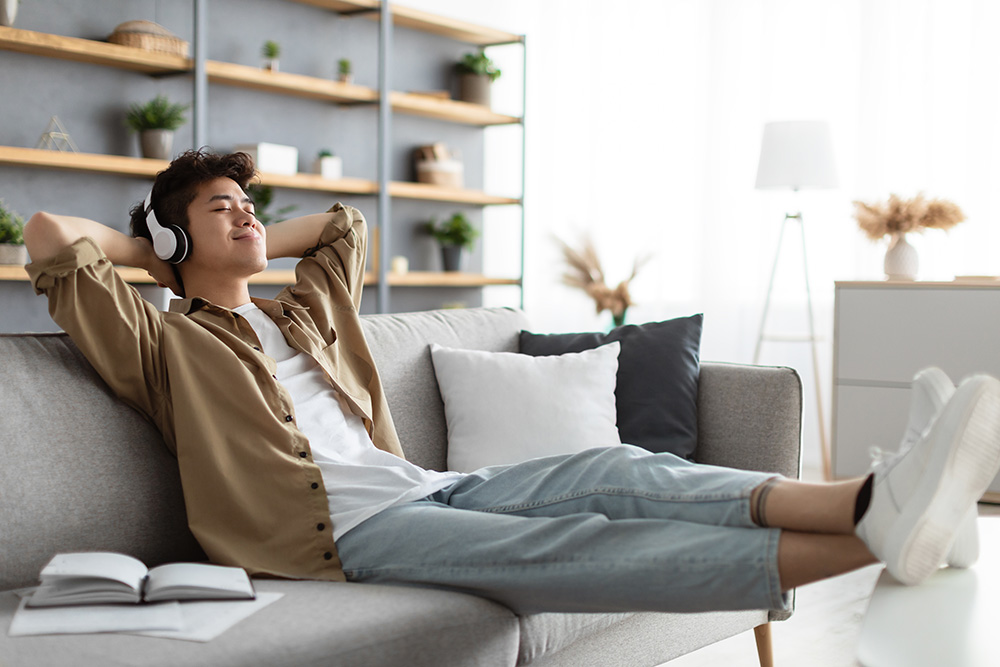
[755,121,837,190]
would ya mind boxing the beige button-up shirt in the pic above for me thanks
[27,203,401,581]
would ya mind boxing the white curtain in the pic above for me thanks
[406,0,1000,469]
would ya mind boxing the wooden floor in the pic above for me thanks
[662,468,1000,667]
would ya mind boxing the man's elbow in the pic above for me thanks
[24,212,71,262]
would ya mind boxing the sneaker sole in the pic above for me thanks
[888,376,1000,585]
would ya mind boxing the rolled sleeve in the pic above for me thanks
[300,203,368,310]
[26,236,105,294]
[27,236,167,425]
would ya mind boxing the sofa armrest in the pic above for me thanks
[695,362,802,481]
[696,362,803,623]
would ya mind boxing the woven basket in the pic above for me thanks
[108,20,189,58]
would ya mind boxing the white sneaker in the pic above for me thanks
[857,374,1000,585]
[869,367,980,569]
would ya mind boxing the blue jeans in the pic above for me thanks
[335,445,788,614]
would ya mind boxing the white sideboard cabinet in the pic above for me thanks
[833,281,1000,501]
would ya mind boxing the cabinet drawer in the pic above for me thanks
[833,385,911,478]
[835,287,1000,384]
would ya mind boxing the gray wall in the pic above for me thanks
[1,0,490,332]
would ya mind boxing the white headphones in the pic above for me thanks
[144,189,190,264]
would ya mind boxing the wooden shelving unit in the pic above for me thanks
[0,4,525,305]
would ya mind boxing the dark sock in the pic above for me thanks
[854,473,874,525]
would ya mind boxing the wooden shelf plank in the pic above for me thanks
[389,5,523,46]
[286,1,522,45]
[257,171,379,196]
[0,146,166,178]
[0,264,301,286]
[1,265,518,289]
[390,91,520,126]
[0,147,520,205]
[388,181,520,205]
[205,60,378,104]
[386,272,520,287]
[0,26,191,74]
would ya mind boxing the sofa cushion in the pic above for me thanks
[0,334,204,592]
[519,314,703,459]
[429,342,622,472]
[0,580,520,667]
[361,307,530,472]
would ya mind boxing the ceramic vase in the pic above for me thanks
[139,129,174,160]
[884,233,918,280]
[0,0,17,27]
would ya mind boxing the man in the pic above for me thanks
[24,149,1000,615]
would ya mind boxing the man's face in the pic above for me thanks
[184,177,267,276]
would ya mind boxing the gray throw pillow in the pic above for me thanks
[518,314,703,459]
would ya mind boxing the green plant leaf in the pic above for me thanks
[125,95,189,132]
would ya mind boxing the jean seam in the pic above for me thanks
[473,487,750,515]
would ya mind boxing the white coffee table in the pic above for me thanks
[857,516,1000,667]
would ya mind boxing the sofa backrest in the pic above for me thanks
[0,307,528,591]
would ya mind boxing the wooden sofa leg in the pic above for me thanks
[754,623,774,667]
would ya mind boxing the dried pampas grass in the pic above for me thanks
[556,234,651,327]
[853,193,965,241]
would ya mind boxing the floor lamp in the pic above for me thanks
[753,120,837,480]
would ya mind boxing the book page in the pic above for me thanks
[145,563,254,602]
[39,553,148,591]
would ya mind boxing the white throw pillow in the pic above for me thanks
[429,341,622,473]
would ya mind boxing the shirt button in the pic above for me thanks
[317,523,325,531]
[254,346,261,352]
[285,415,293,422]
[299,452,308,458]
[311,482,319,489]
[324,552,333,560]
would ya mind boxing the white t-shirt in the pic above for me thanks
[234,303,463,539]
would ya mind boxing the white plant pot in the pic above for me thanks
[139,129,174,160]
[0,243,28,265]
[0,0,17,27]
[884,233,918,280]
[314,156,342,180]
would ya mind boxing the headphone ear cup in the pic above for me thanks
[152,226,190,264]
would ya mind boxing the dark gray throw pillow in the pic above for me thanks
[518,314,703,459]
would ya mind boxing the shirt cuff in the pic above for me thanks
[26,237,106,295]
[315,202,359,251]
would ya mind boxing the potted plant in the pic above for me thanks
[454,51,501,107]
[125,94,189,160]
[261,40,280,71]
[338,58,353,84]
[853,193,965,280]
[425,212,479,272]
[1,0,19,27]
[313,149,342,180]
[0,199,27,265]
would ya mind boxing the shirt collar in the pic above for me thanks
[168,296,308,317]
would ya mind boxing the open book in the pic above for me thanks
[26,552,255,607]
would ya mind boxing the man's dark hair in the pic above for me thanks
[129,149,257,241]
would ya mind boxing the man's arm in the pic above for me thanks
[264,213,331,260]
[24,212,180,293]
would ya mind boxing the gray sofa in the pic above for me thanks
[0,306,802,667]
